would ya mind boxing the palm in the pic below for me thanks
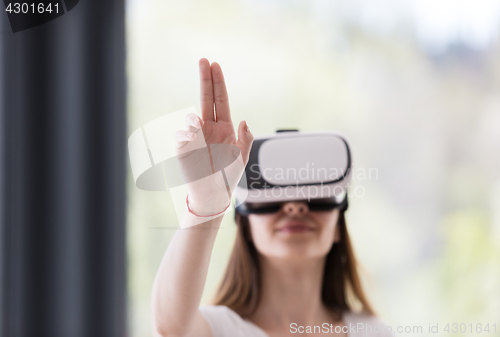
[201,120,236,146]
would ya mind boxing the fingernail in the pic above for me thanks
[195,118,201,126]
[245,122,249,132]
[187,132,195,138]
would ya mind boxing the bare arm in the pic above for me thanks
[151,58,253,337]
[152,216,223,337]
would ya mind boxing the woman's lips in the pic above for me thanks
[277,222,313,233]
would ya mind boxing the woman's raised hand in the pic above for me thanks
[175,58,253,216]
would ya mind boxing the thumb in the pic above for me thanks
[236,120,254,164]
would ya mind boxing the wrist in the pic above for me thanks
[187,194,231,216]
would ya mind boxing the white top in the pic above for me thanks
[200,305,395,337]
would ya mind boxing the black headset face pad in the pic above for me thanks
[237,198,343,215]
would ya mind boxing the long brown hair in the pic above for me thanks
[213,211,376,318]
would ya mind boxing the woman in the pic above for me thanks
[152,58,393,337]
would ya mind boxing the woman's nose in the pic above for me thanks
[282,201,309,216]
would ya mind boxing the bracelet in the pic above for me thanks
[186,194,231,217]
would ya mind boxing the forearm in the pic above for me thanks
[151,212,224,336]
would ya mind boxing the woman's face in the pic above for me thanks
[248,201,340,261]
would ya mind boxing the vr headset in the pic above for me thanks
[234,129,352,216]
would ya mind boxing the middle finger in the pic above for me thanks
[199,58,215,121]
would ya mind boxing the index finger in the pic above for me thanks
[199,58,215,121]
[211,62,231,123]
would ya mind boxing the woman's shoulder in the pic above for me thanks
[342,311,395,337]
[199,305,268,337]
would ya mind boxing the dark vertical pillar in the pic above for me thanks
[0,1,127,336]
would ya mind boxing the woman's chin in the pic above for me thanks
[268,242,328,260]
